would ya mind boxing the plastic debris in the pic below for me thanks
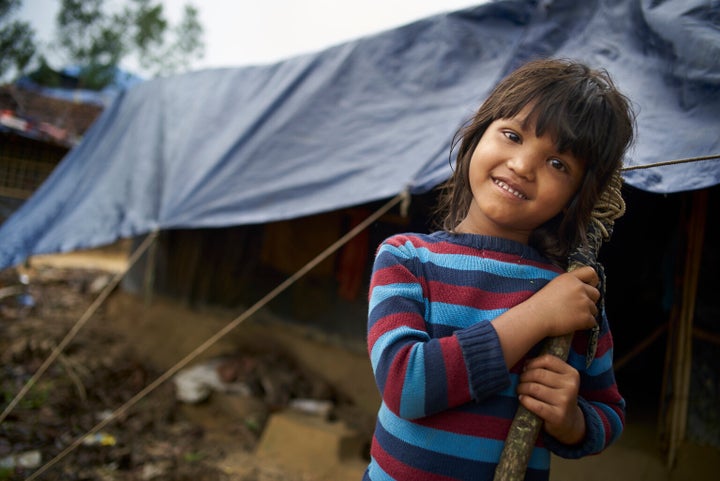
[288,398,334,418]
[82,432,117,446]
[173,360,251,404]
[0,450,42,469]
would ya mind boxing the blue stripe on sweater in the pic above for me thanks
[399,343,427,419]
[422,339,448,416]
[370,325,428,372]
[568,346,613,376]
[377,404,550,470]
[593,401,624,443]
[369,282,424,317]
[374,416,499,479]
[425,262,554,292]
[429,302,507,327]
[365,459,394,481]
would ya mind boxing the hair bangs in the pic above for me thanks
[524,95,587,167]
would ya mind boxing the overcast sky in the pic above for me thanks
[18,0,486,72]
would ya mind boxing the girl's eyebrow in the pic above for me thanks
[508,112,533,127]
[502,115,535,133]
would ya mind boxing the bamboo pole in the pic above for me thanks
[664,189,707,467]
[494,172,626,481]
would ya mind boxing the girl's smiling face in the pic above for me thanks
[456,106,585,244]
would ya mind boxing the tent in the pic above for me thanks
[0,0,718,269]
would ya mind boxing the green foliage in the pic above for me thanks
[1,0,204,89]
[0,0,36,82]
[2,383,50,410]
[133,1,205,76]
[56,0,204,88]
[183,451,207,463]
[57,0,123,74]
[25,56,62,87]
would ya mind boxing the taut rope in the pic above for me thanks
[621,153,720,172]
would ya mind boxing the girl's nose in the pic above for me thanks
[507,153,536,181]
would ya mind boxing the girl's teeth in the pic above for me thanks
[494,179,526,199]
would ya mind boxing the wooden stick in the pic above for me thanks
[494,172,625,480]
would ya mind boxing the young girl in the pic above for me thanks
[364,59,635,481]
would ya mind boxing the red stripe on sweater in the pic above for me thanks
[383,343,413,413]
[371,263,420,287]
[415,410,512,440]
[572,329,613,359]
[386,235,564,272]
[428,280,533,310]
[580,386,623,407]
[591,403,614,446]
[439,336,472,407]
[367,313,426,354]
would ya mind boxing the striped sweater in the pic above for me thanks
[364,231,625,481]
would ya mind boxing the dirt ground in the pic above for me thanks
[1,246,719,480]
[1,249,375,481]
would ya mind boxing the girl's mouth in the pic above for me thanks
[493,179,527,200]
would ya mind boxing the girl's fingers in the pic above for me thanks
[518,392,556,420]
[571,265,599,287]
[520,356,580,391]
[585,283,601,304]
[522,354,573,373]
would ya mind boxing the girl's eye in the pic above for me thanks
[549,158,567,172]
[503,131,520,143]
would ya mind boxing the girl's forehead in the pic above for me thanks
[498,103,539,125]
[497,105,552,135]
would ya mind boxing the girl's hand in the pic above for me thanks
[531,265,600,337]
[491,265,600,369]
[517,354,586,445]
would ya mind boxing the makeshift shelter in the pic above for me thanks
[1,0,719,268]
[0,84,104,222]
[0,0,718,464]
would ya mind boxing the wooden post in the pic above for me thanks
[663,189,707,467]
[143,231,158,306]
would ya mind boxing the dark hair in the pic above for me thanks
[435,58,635,266]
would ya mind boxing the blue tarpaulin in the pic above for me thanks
[1,0,718,270]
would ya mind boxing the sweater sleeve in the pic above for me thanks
[542,308,626,458]
[367,238,510,420]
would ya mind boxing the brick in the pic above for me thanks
[255,410,365,478]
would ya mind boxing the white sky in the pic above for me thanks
[18,0,486,72]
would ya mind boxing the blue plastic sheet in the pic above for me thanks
[1,0,718,269]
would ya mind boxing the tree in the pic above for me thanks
[133,1,205,75]
[0,0,36,82]
[55,0,204,89]
[2,0,204,89]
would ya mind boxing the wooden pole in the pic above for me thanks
[664,189,707,467]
